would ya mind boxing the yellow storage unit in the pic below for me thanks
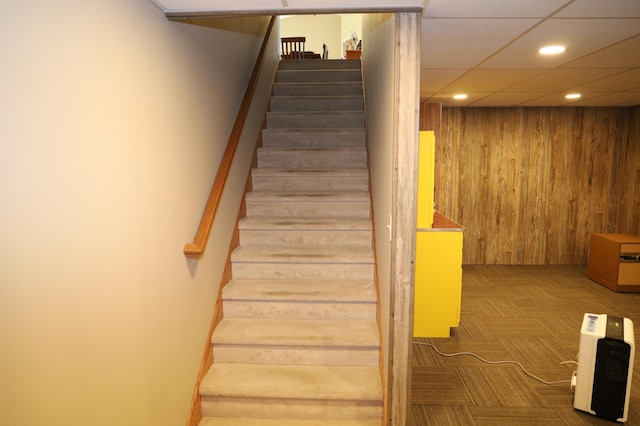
[414,222,463,337]
[416,131,435,229]
[413,131,464,338]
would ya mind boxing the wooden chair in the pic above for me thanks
[281,37,305,59]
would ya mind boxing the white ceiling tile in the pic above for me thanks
[515,93,597,106]
[423,0,571,18]
[554,0,640,18]
[427,91,495,106]
[565,35,640,68]
[567,93,640,106]
[480,19,640,68]
[440,69,546,92]
[420,69,467,92]
[421,18,539,68]
[467,92,547,107]
[519,100,580,106]
[570,69,640,92]
[505,68,621,92]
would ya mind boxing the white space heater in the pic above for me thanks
[573,313,635,422]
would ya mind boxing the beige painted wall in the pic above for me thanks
[0,1,277,425]
[280,14,362,59]
[280,14,341,59]
[361,12,397,396]
[341,14,364,56]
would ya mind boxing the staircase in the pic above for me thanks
[198,59,382,425]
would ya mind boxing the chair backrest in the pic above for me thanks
[281,37,305,59]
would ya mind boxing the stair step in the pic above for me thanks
[230,246,374,281]
[231,245,373,264]
[211,318,379,365]
[222,279,377,320]
[276,69,362,83]
[222,297,376,320]
[197,58,381,424]
[251,169,369,192]
[201,363,382,400]
[266,111,364,129]
[262,128,366,148]
[278,59,361,70]
[238,216,371,246]
[239,216,372,231]
[213,318,379,347]
[201,397,381,422]
[245,191,370,218]
[222,279,377,303]
[273,82,363,97]
[199,419,380,426]
[257,147,367,169]
[270,96,363,112]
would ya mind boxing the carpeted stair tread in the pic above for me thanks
[258,147,366,154]
[238,216,372,231]
[278,59,362,70]
[251,168,368,177]
[245,191,369,202]
[271,95,363,101]
[270,95,364,112]
[251,169,369,192]
[276,69,362,83]
[200,363,382,401]
[258,146,367,156]
[231,245,373,264]
[222,279,376,302]
[261,128,366,148]
[212,318,379,347]
[238,218,372,247]
[266,111,364,119]
[266,111,365,130]
[273,82,363,97]
[199,418,380,426]
[245,191,370,219]
[257,147,367,169]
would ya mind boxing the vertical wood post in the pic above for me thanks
[389,11,420,426]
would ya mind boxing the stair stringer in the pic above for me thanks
[361,82,388,425]
[185,118,269,426]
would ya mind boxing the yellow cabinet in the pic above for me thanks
[414,217,463,337]
[416,131,435,229]
[413,131,464,338]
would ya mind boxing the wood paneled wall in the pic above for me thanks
[426,106,640,265]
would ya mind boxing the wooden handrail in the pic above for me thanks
[184,16,276,258]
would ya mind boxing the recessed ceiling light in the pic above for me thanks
[453,94,468,100]
[539,45,566,55]
[565,93,581,100]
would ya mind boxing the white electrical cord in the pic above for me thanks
[415,341,574,386]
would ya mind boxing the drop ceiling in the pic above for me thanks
[153,0,640,107]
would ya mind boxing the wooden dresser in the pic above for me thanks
[588,233,640,292]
